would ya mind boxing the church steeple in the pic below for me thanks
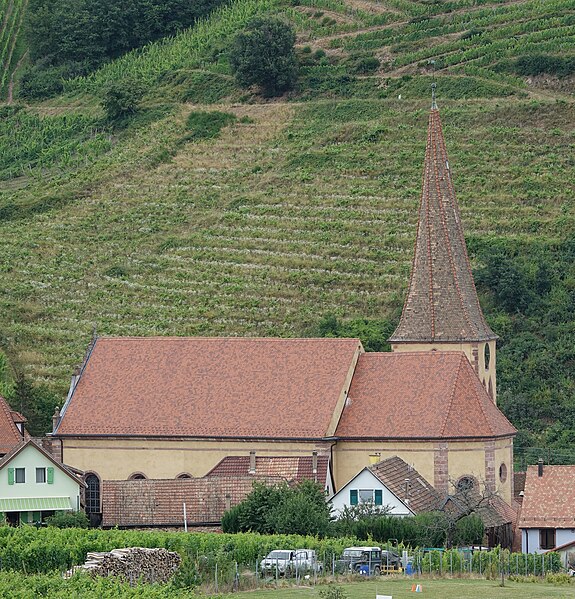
[390,91,498,401]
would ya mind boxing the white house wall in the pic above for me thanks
[330,469,413,517]
[521,528,575,554]
[0,444,81,509]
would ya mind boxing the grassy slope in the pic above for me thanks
[1,0,574,408]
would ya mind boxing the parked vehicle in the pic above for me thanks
[337,546,383,575]
[337,546,402,575]
[260,550,295,576]
[294,549,323,573]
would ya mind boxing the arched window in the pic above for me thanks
[499,463,507,483]
[85,474,101,514]
[456,476,476,493]
[128,472,147,480]
[484,343,491,370]
[176,473,192,479]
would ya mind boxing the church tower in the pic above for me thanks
[389,89,498,402]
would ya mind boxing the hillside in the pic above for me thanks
[0,0,27,100]
[1,0,574,455]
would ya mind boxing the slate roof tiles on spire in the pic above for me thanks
[390,100,496,343]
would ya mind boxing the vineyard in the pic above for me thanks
[0,0,27,99]
[0,526,564,596]
[0,0,572,449]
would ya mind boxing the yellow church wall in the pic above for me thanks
[333,437,513,504]
[493,438,514,505]
[333,440,437,491]
[61,438,327,481]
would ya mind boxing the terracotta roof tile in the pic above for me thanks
[206,456,329,485]
[336,352,515,439]
[518,465,575,529]
[101,477,281,527]
[390,107,496,343]
[370,456,441,514]
[0,395,26,454]
[10,411,26,423]
[57,337,361,439]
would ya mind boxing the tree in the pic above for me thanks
[221,480,331,536]
[230,18,298,97]
[101,78,145,121]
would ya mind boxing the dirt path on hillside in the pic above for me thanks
[7,49,27,104]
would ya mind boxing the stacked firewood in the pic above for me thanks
[68,547,181,584]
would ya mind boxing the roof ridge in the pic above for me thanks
[96,336,361,342]
[440,353,465,437]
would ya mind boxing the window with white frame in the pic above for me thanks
[36,467,46,483]
[15,468,25,483]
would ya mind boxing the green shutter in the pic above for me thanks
[7,468,14,485]
[20,512,29,524]
[350,489,358,505]
[47,467,54,484]
[374,489,383,506]
[32,511,41,523]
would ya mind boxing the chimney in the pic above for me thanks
[538,458,544,477]
[249,451,256,475]
[52,407,61,434]
[312,451,318,483]
[405,478,410,505]
[225,494,231,511]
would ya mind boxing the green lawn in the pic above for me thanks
[224,578,575,599]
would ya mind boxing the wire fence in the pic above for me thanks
[181,548,563,594]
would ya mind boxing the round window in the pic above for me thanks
[499,463,507,483]
[456,476,476,492]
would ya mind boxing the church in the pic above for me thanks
[50,97,517,521]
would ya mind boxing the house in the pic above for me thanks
[545,539,575,570]
[330,456,440,517]
[0,439,85,525]
[519,462,575,554]
[101,454,330,529]
[51,97,517,528]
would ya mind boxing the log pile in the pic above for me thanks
[69,547,181,584]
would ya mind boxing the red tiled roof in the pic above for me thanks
[370,456,441,514]
[57,337,361,439]
[336,352,516,439]
[10,411,27,423]
[102,477,280,527]
[0,395,25,454]
[390,107,496,343]
[206,455,330,485]
[518,465,575,529]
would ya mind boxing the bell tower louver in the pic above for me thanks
[389,89,498,401]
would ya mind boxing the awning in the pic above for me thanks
[0,497,72,512]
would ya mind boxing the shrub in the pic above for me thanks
[101,78,145,122]
[230,17,298,97]
[45,511,90,529]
